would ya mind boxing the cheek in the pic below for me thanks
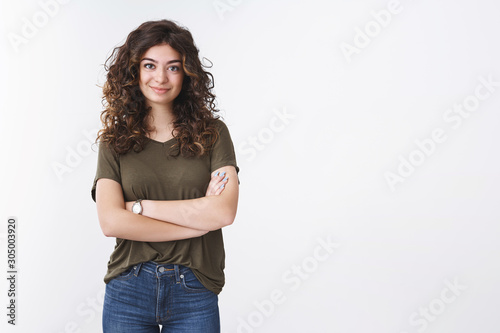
[176,75,185,89]
[138,81,147,96]
[138,73,146,88]
[139,71,149,83]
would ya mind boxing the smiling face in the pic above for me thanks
[138,43,184,110]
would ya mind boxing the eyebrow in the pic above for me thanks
[140,57,182,64]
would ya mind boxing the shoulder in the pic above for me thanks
[212,118,227,130]
[211,118,235,136]
[207,118,236,151]
[97,140,121,160]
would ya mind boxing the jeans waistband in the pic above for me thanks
[133,261,184,283]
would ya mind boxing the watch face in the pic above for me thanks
[132,202,141,214]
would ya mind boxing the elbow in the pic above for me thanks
[98,214,118,238]
[102,228,115,238]
[100,220,115,238]
[220,208,237,228]
[206,209,236,231]
[97,206,129,237]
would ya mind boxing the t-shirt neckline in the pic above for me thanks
[146,137,176,145]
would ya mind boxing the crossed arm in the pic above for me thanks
[95,166,239,242]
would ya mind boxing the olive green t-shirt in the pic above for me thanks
[90,119,239,295]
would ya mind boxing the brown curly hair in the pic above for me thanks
[96,19,220,156]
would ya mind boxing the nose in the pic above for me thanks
[154,67,169,83]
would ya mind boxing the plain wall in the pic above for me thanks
[1,0,499,332]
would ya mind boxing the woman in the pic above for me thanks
[91,19,239,332]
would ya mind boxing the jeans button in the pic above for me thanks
[159,267,165,272]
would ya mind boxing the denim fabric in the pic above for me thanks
[102,261,220,332]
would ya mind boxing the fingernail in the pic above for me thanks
[214,171,219,176]
[220,171,226,177]
[223,177,228,182]
[220,184,225,189]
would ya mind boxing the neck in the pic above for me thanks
[146,103,176,131]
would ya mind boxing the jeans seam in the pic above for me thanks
[114,267,135,281]
[180,270,211,294]
[155,273,161,323]
[133,262,143,277]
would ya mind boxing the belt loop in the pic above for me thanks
[134,262,143,277]
[174,265,180,284]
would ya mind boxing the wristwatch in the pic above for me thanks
[132,199,143,215]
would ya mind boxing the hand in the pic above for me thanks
[205,170,229,196]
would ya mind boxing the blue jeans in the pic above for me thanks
[102,261,220,332]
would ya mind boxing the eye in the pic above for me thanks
[144,63,155,70]
[168,66,180,72]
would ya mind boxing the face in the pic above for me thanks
[138,43,184,110]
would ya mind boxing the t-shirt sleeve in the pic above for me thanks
[211,120,240,184]
[91,142,122,202]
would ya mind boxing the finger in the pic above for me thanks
[212,179,228,196]
[206,174,225,196]
[210,171,227,185]
[214,183,225,195]
[206,175,229,196]
[216,176,229,193]
[206,172,220,195]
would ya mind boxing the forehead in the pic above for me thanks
[142,44,181,61]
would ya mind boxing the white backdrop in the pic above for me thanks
[1,0,499,332]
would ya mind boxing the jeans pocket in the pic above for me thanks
[180,269,210,293]
[114,266,136,281]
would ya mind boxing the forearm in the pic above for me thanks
[126,166,239,231]
[141,196,236,231]
[100,207,207,242]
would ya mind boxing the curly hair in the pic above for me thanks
[96,19,220,156]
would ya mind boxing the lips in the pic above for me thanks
[150,86,170,94]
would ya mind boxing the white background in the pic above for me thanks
[1,0,499,332]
